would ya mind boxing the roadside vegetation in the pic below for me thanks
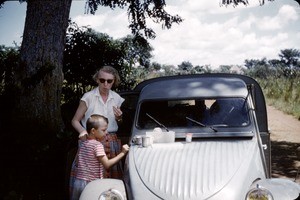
[243,50,300,120]
[258,76,300,120]
[1,24,300,125]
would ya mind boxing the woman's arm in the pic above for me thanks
[71,100,88,138]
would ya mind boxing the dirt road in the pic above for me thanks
[268,105,300,143]
[267,105,300,183]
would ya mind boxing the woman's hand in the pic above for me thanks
[113,106,123,121]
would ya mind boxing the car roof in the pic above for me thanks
[138,76,248,100]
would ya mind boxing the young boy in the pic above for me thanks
[70,114,129,200]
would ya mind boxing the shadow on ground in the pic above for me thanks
[271,140,300,183]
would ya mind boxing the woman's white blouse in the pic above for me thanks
[80,87,125,132]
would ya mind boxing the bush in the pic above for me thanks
[256,75,300,120]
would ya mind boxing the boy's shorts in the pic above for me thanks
[70,178,88,200]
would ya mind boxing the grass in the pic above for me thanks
[257,77,300,120]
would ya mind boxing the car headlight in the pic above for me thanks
[79,179,126,200]
[99,188,125,200]
[245,184,274,200]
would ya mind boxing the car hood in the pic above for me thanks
[131,140,257,200]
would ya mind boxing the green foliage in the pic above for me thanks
[245,58,268,70]
[279,48,300,69]
[256,76,300,120]
[0,45,20,95]
[118,34,154,89]
[243,49,300,119]
[220,0,278,7]
[245,64,277,79]
[178,61,193,72]
[63,23,123,104]
[0,46,21,130]
[219,65,232,73]
[120,35,153,68]
[85,0,183,39]
[244,50,300,78]
[63,22,154,106]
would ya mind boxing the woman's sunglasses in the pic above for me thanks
[99,78,114,84]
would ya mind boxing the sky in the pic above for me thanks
[0,0,299,68]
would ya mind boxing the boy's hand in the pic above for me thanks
[122,144,130,154]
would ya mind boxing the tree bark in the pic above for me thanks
[13,0,72,136]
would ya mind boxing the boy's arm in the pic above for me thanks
[98,152,126,169]
[98,144,129,169]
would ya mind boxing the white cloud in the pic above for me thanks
[277,5,298,24]
[256,16,281,30]
[72,8,131,39]
[43,0,300,68]
[255,4,298,31]
[73,14,106,29]
[0,0,298,69]
[241,14,256,30]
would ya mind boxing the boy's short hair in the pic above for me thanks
[86,114,108,133]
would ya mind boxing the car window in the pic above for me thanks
[206,98,249,126]
[137,97,249,129]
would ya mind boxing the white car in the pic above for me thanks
[80,74,300,200]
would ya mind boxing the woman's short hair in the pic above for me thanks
[93,65,121,88]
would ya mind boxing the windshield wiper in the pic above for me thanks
[146,113,169,132]
[186,116,217,132]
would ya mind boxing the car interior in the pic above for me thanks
[137,98,250,130]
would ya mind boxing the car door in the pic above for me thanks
[117,91,140,145]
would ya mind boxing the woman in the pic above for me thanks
[71,65,124,179]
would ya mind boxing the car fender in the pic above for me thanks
[79,178,127,200]
[248,178,300,200]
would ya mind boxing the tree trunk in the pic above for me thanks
[13,0,72,137]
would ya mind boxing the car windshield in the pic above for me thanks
[137,97,250,129]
